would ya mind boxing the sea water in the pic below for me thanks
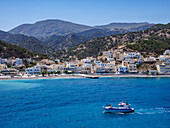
[0,77,170,128]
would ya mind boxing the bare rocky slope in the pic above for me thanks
[0,30,54,54]
[8,19,153,50]
[9,19,92,40]
[52,23,170,60]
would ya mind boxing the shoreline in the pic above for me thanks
[0,74,170,81]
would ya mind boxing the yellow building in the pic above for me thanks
[0,64,7,70]
[40,59,55,65]
[113,49,124,61]
[50,64,65,70]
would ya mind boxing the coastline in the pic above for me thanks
[0,74,170,81]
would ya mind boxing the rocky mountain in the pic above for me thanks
[43,23,152,50]
[0,30,54,54]
[43,28,130,50]
[0,40,46,58]
[52,23,170,60]
[94,22,152,30]
[8,19,153,50]
[9,19,92,40]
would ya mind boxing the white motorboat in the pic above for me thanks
[103,101,135,113]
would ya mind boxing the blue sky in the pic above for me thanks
[0,0,170,31]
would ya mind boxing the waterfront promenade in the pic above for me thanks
[0,74,170,80]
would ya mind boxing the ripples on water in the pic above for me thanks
[0,77,170,128]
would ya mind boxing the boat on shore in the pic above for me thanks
[103,101,135,113]
[87,76,99,79]
[79,74,99,79]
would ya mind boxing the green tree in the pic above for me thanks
[54,71,58,76]
[7,64,11,68]
[19,69,25,72]
[30,61,37,66]
[64,70,68,74]
[55,61,59,64]
[47,72,52,76]
[23,60,29,68]
[41,71,47,77]
[146,71,149,75]
[57,71,61,74]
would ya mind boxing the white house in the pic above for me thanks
[156,62,170,74]
[118,65,128,74]
[66,62,76,68]
[102,51,113,58]
[82,63,93,69]
[128,62,138,74]
[0,58,7,64]
[26,66,41,75]
[54,59,60,63]
[94,60,102,66]
[7,59,15,66]
[158,55,170,62]
[164,50,170,55]
[81,58,91,64]
[93,66,105,73]
[15,58,23,66]
[107,58,114,62]
[124,52,141,59]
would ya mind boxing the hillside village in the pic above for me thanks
[0,23,169,79]
[0,48,170,78]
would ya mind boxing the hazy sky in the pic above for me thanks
[1,0,170,31]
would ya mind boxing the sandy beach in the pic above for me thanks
[0,74,170,81]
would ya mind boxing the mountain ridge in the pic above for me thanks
[52,23,170,60]
[0,30,54,54]
[0,40,46,58]
[43,23,153,50]
[7,19,153,51]
[94,22,151,29]
[9,19,92,40]
[8,19,153,40]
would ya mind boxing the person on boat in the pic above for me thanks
[107,104,110,107]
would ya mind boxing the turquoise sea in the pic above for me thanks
[0,77,170,128]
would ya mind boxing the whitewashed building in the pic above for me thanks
[164,50,170,55]
[118,65,128,74]
[0,58,7,64]
[156,62,170,74]
[124,52,141,59]
[26,66,41,75]
[15,58,23,66]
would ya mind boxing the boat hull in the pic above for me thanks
[103,108,135,113]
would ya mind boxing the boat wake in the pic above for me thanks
[135,107,170,115]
